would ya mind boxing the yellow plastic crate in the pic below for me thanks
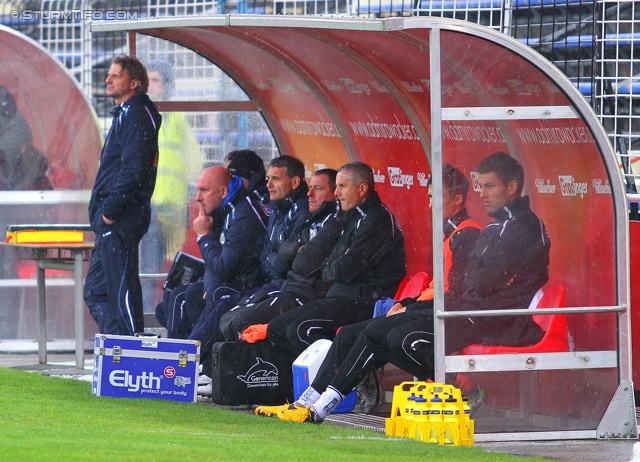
[385,381,474,447]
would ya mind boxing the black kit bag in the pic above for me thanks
[211,341,293,406]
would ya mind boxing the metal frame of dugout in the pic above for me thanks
[90,15,635,441]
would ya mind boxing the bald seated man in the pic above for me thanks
[156,165,268,339]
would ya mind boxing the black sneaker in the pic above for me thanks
[466,385,487,417]
[355,369,383,414]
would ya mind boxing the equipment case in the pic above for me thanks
[211,340,293,406]
[92,334,200,403]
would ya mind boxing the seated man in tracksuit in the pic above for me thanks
[225,148,270,208]
[255,164,481,422]
[428,152,550,409]
[442,152,550,352]
[265,161,406,377]
[219,169,343,341]
[155,150,268,338]
[155,166,268,338]
[191,155,310,393]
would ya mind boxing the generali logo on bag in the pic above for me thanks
[237,357,279,387]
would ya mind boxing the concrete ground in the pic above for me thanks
[1,351,637,462]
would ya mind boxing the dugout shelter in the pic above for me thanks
[91,15,633,441]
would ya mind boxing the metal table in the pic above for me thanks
[1,242,93,369]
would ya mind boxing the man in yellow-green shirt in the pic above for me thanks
[140,59,203,310]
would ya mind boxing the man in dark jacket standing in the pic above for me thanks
[84,56,161,335]
[267,161,406,364]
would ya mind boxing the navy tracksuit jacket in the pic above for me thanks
[84,93,161,335]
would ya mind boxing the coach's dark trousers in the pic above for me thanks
[84,220,146,335]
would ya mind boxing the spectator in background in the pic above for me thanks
[140,59,203,311]
[0,84,52,191]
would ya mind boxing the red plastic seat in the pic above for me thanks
[396,272,430,299]
[462,285,568,354]
[338,272,430,334]
[393,276,408,300]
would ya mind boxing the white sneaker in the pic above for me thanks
[199,374,212,386]
[198,383,213,397]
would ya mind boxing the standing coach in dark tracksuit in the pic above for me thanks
[84,56,162,335]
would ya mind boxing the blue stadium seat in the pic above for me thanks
[552,35,593,50]
[613,81,640,96]
[355,0,415,15]
[527,32,640,52]
[196,133,223,144]
[415,0,501,8]
[517,37,540,47]
[0,14,39,27]
[513,0,590,6]
[574,81,592,97]
[604,32,640,47]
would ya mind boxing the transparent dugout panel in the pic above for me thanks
[438,30,619,434]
